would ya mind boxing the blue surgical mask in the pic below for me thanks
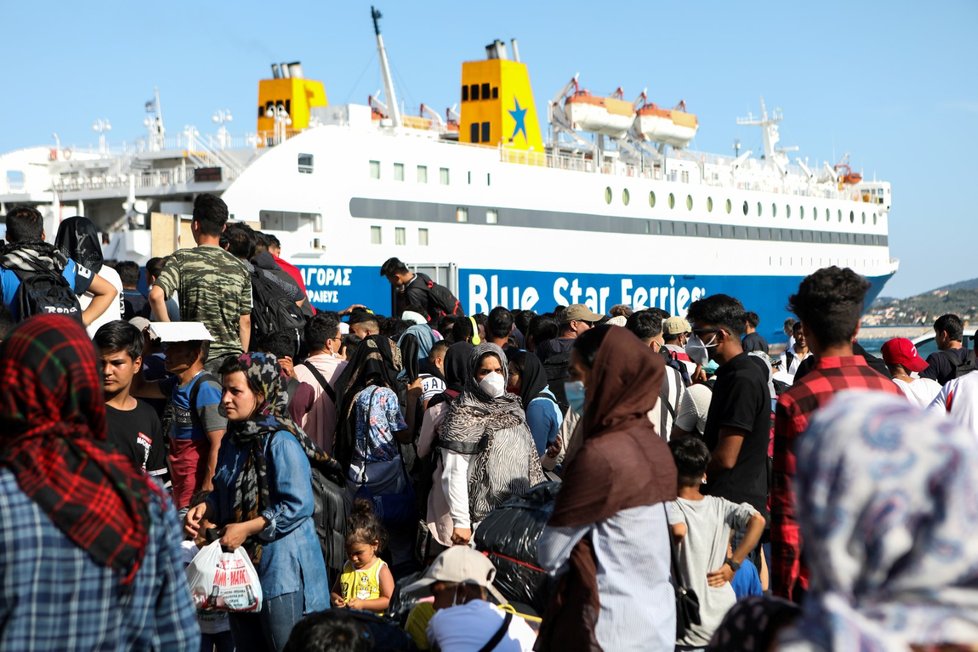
[564,380,586,415]
[703,360,720,375]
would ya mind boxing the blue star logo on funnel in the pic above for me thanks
[509,98,528,141]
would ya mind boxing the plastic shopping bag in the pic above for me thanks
[186,540,263,613]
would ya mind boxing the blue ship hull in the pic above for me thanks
[299,265,895,344]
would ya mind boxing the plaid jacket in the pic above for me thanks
[0,470,199,650]
[771,355,903,599]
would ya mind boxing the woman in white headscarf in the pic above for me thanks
[778,391,978,652]
[438,342,544,545]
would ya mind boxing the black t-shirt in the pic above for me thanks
[106,399,167,479]
[921,348,971,385]
[702,352,770,519]
[741,332,769,354]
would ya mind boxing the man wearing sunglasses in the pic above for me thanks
[684,295,771,538]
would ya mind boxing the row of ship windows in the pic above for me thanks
[367,214,884,246]
[371,226,430,246]
[369,160,492,186]
[609,187,880,225]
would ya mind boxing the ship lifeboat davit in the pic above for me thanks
[564,88,635,139]
[834,162,862,185]
[635,101,698,148]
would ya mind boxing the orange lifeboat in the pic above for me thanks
[563,82,635,138]
[634,99,698,148]
[834,163,862,185]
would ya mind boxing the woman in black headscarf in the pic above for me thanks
[438,343,544,545]
[54,215,123,333]
[508,350,563,456]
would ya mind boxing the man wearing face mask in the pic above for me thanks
[684,295,770,530]
[536,303,603,413]
[292,312,348,453]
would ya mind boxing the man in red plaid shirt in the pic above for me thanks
[771,266,903,601]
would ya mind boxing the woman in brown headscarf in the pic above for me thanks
[536,325,678,652]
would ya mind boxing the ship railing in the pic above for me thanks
[50,163,245,193]
[256,129,301,148]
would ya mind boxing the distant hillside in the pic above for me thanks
[867,280,978,326]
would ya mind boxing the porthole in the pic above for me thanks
[707,197,714,212]
[772,203,777,218]
[757,202,763,217]
[873,213,877,225]
[668,193,676,209]
[742,200,749,216]
[604,187,612,204]
[861,211,866,224]
[838,209,842,222]
[686,195,693,211]
[825,208,830,221]
[786,205,791,219]
[800,206,804,220]
[623,189,630,205]
[725,198,732,214]
[649,191,656,208]
[850,210,855,223]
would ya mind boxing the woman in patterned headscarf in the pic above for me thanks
[184,352,329,652]
[439,342,545,545]
[777,391,978,652]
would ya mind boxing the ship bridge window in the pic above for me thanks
[649,191,656,208]
[394,163,404,181]
[370,226,382,244]
[743,200,749,216]
[419,228,429,245]
[297,153,314,174]
[417,165,428,183]
[487,208,499,224]
[440,167,450,185]
[369,160,381,179]
[456,207,468,223]
[259,210,320,232]
[622,189,631,206]
[605,187,613,204]
[395,227,406,245]
[686,195,693,211]
[668,193,676,209]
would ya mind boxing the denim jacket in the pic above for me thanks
[208,430,329,610]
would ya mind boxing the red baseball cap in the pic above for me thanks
[880,338,929,373]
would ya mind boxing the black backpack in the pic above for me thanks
[542,349,572,413]
[944,348,977,379]
[249,269,306,357]
[9,257,82,322]
[417,273,463,319]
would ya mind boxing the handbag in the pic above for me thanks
[666,504,701,639]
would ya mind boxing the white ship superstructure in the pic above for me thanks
[0,10,897,335]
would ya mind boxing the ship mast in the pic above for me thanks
[371,6,401,128]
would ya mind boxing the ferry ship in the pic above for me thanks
[0,9,896,339]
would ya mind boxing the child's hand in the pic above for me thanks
[331,593,347,608]
[707,563,735,587]
[347,599,362,610]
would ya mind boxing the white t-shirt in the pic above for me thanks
[929,372,978,437]
[893,377,942,409]
[427,600,537,652]
[80,265,124,338]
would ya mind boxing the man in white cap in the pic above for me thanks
[403,546,536,651]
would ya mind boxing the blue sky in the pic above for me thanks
[3,1,975,298]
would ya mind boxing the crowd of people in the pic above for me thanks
[1,194,977,651]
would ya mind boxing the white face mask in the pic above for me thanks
[686,333,718,367]
[479,371,505,398]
